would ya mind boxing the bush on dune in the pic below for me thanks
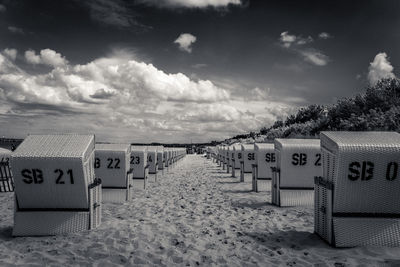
[224,78,400,144]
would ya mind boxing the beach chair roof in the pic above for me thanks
[321,131,400,153]
[12,134,94,160]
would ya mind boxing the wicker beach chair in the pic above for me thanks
[0,148,14,192]
[131,146,148,190]
[95,143,132,203]
[316,131,400,247]
[157,146,164,171]
[11,134,101,236]
[252,143,275,192]
[271,139,321,207]
[147,146,158,182]
[240,144,256,183]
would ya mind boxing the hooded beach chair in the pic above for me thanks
[271,138,322,207]
[94,143,132,203]
[240,144,255,183]
[11,134,101,236]
[131,146,148,189]
[252,143,275,192]
[316,131,400,247]
[0,147,14,192]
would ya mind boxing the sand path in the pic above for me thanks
[0,155,399,266]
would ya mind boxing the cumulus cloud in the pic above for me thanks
[0,48,294,143]
[174,33,197,53]
[24,49,68,67]
[137,0,241,8]
[300,50,329,66]
[3,49,17,61]
[0,4,6,12]
[244,87,270,101]
[318,32,332,39]
[280,31,313,48]
[8,26,24,34]
[368,52,396,85]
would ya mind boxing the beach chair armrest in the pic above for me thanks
[314,176,334,190]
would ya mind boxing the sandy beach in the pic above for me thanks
[0,154,399,266]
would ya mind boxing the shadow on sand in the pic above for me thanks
[217,181,241,184]
[222,189,253,194]
[0,226,13,241]
[230,200,274,209]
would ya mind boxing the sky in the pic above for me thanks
[0,0,399,143]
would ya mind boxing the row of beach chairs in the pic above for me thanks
[2,134,186,236]
[207,131,400,247]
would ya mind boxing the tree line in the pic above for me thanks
[227,78,400,142]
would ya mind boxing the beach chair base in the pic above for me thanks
[132,178,146,190]
[13,180,102,236]
[332,217,400,247]
[148,173,157,183]
[102,188,131,203]
[277,189,314,207]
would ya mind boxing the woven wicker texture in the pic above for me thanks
[89,182,102,229]
[13,181,101,236]
[257,180,271,192]
[0,148,13,192]
[95,143,130,188]
[333,217,400,247]
[254,143,275,179]
[12,134,94,162]
[279,190,314,206]
[132,178,146,190]
[102,188,129,203]
[131,146,148,178]
[13,211,90,236]
[274,138,322,188]
[11,134,95,209]
[321,131,400,214]
[314,183,333,244]
[241,144,255,173]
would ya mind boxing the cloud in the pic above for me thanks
[3,49,17,61]
[84,0,151,30]
[367,52,396,85]
[300,49,329,66]
[244,87,270,101]
[192,63,207,69]
[8,26,24,34]
[0,4,6,12]
[24,49,68,67]
[280,31,313,48]
[136,0,242,8]
[318,32,332,39]
[174,33,197,53]
[0,48,295,143]
[279,31,329,67]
